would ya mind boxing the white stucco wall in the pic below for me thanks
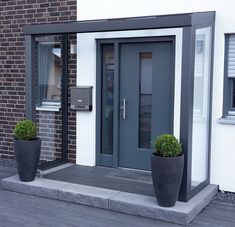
[77,0,235,192]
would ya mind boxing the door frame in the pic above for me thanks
[96,36,176,168]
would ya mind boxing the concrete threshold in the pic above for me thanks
[1,175,217,225]
[39,163,74,176]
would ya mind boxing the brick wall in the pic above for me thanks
[67,34,77,162]
[0,0,77,162]
[37,111,62,162]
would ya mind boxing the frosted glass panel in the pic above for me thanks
[191,27,212,188]
[101,45,114,155]
[139,53,152,149]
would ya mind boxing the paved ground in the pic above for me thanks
[45,165,155,196]
[0,167,235,227]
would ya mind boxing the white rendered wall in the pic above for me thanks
[77,0,235,192]
[76,28,183,166]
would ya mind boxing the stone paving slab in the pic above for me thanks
[109,185,218,225]
[59,183,119,209]
[2,175,68,199]
[1,175,218,225]
[109,192,186,225]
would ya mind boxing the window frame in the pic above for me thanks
[223,34,235,118]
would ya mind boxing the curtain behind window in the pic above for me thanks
[37,44,53,105]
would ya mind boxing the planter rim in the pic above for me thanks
[13,138,41,145]
[13,137,41,141]
[152,153,184,160]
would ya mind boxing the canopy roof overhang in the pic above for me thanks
[23,11,215,35]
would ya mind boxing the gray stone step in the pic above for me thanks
[1,175,217,226]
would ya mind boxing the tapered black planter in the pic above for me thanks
[14,138,41,182]
[151,154,184,207]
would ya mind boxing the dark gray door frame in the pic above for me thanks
[25,34,69,170]
[96,36,176,169]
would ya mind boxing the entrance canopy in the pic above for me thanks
[24,11,215,202]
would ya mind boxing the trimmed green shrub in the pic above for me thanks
[14,119,37,141]
[154,134,182,157]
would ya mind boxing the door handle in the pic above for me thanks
[120,98,126,119]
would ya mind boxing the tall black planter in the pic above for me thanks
[151,154,184,207]
[14,138,41,182]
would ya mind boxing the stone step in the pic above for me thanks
[1,175,218,226]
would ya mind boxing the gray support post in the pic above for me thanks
[178,27,195,202]
[61,34,68,161]
[25,35,36,121]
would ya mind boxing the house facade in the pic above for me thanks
[0,0,235,200]
[76,0,235,194]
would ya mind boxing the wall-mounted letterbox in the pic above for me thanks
[70,86,93,111]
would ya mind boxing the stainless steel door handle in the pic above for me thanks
[120,98,126,119]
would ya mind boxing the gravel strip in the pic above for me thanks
[214,190,235,204]
[0,157,16,168]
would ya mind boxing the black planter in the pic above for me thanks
[14,138,41,182]
[151,154,184,207]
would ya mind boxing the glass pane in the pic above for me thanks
[231,79,235,108]
[191,27,212,189]
[36,36,62,107]
[101,45,114,155]
[138,53,152,149]
[35,35,63,164]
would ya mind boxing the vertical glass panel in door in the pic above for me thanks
[35,35,63,164]
[139,53,153,149]
[191,27,212,188]
[101,45,114,155]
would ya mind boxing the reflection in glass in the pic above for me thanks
[101,45,114,155]
[36,36,62,108]
[138,53,153,149]
[232,79,235,108]
[193,38,205,114]
[191,27,212,189]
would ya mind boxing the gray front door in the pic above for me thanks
[119,41,174,170]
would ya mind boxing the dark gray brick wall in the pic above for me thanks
[0,0,77,162]
[37,111,62,162]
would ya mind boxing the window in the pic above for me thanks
[138,53,152,149]
[222,34,235,117]
[36,36,62,110]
